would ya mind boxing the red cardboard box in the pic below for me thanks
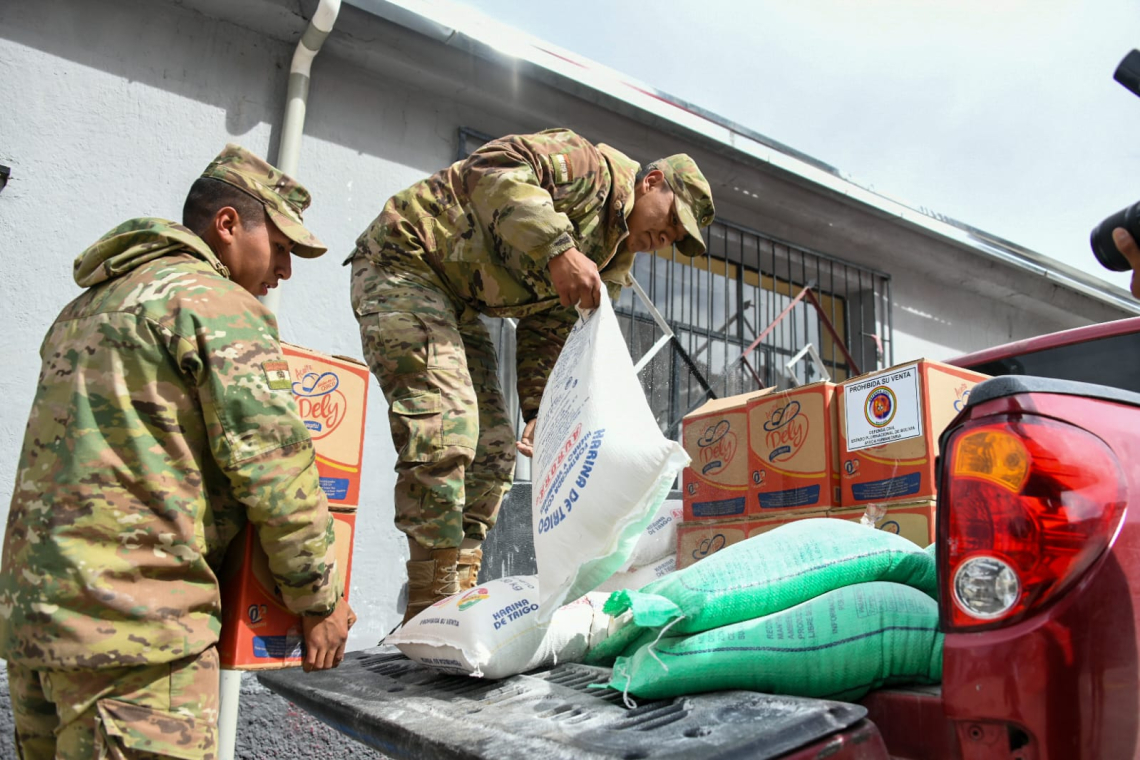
[838,359,987,506]
[218,508,356,670]
[682,389,772,521]
[747,382,840,513]
[281,344,370,508]
[827,501,936,547]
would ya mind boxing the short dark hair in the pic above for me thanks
[182,177,266,237]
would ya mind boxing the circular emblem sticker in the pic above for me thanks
[864,386,897,428]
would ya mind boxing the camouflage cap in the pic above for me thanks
[647,154,715,258]
[199,144,327,258]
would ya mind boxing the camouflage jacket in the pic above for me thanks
[351,128,639,417]
[0,219,339,670]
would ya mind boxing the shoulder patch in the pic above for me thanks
[551,153,573,185]
[263,360,292,391]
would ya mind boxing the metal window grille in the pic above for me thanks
[615,220,892,437]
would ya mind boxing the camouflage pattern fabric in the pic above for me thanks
[200,143,327,258]
[0,217,339,671]
[8,646,219,759]
[351,257,516,549]
[348,128,640,419]
[348,129,716,551]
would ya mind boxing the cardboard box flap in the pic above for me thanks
[685,388,774,419]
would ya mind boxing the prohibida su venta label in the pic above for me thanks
[838,360,988,506]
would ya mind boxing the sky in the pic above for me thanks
[450,0,1140,291]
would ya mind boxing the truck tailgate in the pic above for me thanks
[258,645,885,759]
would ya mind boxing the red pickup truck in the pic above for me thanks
[260,316,1140,760]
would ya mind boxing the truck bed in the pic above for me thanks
[258,646,889,759]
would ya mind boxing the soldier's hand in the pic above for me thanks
[301,601,351,672]
[1112,228,1140,299]
[548,247,602,309]
[516,418,537,458]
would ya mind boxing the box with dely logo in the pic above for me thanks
[837,359,987,508]
[681,389,772,521]
[747,381,840,513]
[218,344,370,670]
[218,509,357,670]
[827,501,936,547]
[279,343,371,508]
[676,518,750,570]
[675,510,829,570]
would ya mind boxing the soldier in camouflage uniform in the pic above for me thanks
[347,128,715,623]
[0,145,353,759]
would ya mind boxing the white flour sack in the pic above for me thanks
[621,499,683,571]
[595,555,677,594]
[532,297,690,617]
[385,577,611,679]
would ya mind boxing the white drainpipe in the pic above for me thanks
[223,4,341,759]
[260,0,341,315]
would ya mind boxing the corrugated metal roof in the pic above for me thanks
[345,0,1140,316]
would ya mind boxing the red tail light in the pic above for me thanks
[939,414,1127,631]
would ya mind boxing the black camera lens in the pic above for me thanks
[1090,205,1137,272]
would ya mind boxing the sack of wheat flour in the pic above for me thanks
[385,576,611,679]
[532,298,689,618]
[595,556,677,594]
[620,499,682,572]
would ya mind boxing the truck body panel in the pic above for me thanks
[260,317,1140,758]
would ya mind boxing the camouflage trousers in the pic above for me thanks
[7,646,218,759]
[350,252,517,549]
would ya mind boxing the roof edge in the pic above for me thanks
[344,0,1140,316]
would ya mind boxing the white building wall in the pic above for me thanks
[0,0,1129,649]
[0,0,436,646]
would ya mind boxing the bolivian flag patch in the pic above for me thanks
[263,360,292,391]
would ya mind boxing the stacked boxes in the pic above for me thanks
[678,385,834,571]
[218,344,371,670]
[678,390,770,570]
[675,359,990,569]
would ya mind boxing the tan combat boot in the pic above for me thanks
[456,546,483,592]
[403,548,459,624]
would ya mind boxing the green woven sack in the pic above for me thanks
[601,581,943,702]
[925,542,939,599]
[604,518,936,635]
